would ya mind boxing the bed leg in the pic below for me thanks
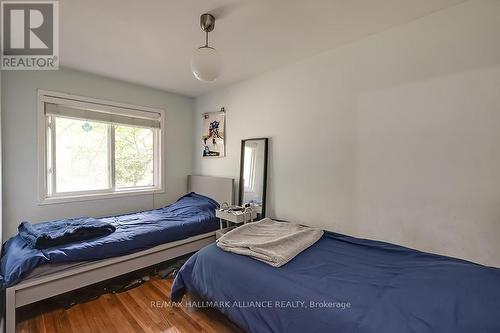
[5,288,15,333]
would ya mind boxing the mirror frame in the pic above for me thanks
[238,138,269,217]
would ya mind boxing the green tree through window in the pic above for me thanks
[115,125,154,188]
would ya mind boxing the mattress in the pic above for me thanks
[1,192,219,288]
[172,231,500,333]
[22,232,213,281]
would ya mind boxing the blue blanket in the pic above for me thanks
[172,232,500,333]
[0,192,219,288]
[18,217,116,249]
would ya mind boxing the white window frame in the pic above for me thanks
[37,89,165,205]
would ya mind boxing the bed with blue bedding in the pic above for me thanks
[0,192,219,288]
[171,231,500,333]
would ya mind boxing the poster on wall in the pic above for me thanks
[202,109,225,157]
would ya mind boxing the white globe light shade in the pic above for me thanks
[191,46,223,82]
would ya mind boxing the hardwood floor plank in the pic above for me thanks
[81,300,119,333]
[40,311,57,333]
[16,277,241,333]
[150,278,242,333]
[66,305,93,333]
[99,293,146,333]
[139,281,206,333]
[53,309,73,333]
[153,284,209,333]
[114,292,159,333]
[15,319,28,333]
[126,285,175,331]
[115,291,158,333]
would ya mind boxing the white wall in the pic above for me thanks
[2,68,194,238]
[193,0,500,267]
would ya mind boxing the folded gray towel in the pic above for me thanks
[217,218,323,267]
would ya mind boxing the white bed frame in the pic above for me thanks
[4,175,234,333]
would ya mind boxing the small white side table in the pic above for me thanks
[215,207,257,239]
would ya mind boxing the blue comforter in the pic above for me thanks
[1,192,219,288]
[172,231,500,333]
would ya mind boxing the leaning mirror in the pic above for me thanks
[239,138,269,218]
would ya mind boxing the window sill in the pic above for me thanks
[38,188,164,205]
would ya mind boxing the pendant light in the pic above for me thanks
[191,13,223,82]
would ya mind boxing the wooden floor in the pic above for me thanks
[16,277,243,333]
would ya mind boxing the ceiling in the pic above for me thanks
[61,0,465,97]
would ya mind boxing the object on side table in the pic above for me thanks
[216,206,257,229]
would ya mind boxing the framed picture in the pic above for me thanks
[202,110,225,157]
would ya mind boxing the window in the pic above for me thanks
[38,90,163,203]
